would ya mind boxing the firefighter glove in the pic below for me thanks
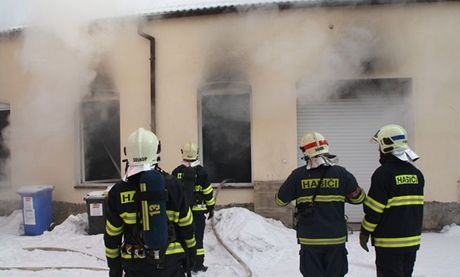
[207,207,214,220]
[359,231,370,252]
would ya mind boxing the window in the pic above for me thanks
[199,82,252,184]
[80,71,120,184]
[0,103,10,186]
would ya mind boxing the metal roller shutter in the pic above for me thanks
[296,79,410,222]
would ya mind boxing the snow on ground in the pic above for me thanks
[1,207,460,277]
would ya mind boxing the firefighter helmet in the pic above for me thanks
[300,131,329,158]
[126,128,160,166]
[181,142,199,161]
[372,124,409,154]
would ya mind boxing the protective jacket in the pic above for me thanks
[276,164,365,246]
[172,164,215,212]
[361,154,424,252]
[104,170,196,274]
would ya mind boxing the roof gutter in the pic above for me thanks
[137,26,156,133]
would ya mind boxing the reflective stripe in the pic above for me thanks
[374,235,421,248]
[202,185,213,195]
[106,247,120,258]
[206,198,215,206]
[120,212,137,224]
[185,236,196,248]
[105,220,123,236]
[167,210,179,223]
[364,196,385,213]
[140,183,150,231]
[276,197,288,206]
[178,209,193,227]
[299,236,347,246]
[165,242,185,255]
[196,248,205,256]
[297,195,345,204]
[361,218,377,233]
[194,185,202,192]
[349,191,366,204]
[386,195,424,208]
[192,204,207,211]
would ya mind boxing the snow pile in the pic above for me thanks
[213,207,300,276]
[43,213,89,236]
[440,224,460,236]
[0,210,24,235]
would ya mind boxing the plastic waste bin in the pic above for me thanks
[17,185,54,236]
[84,191,107,235]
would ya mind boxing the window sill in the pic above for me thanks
[74,183,114,189]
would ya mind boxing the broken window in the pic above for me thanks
[0,103,10,185]
[199,82,252,184]
[80,71,120,184]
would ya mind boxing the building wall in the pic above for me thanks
[0,3,459,228]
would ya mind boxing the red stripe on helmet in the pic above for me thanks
[302,140,328,150]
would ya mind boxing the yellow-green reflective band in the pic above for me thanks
[361,219,377,232]
[374,235,421,248]
[120,212,137,224]
[194,185,202,192]
[166,242,185,255]
[297,195,345,204]
[192,205,207,211]
[364,196,385,213]
[106,220,123,236]
[299,236,347,246]
[276,197,288,207]
[206,198,215,206]
[349,191,366,204]
[197,248,205,256]
[106,247,120,258]
[178,209,193,227]
[202,185,213,195]
[140,183,150,231]
[185,237,196,248]
[386,195,424,208]
[167,210,179,223]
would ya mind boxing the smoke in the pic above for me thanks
[0,1,151,193]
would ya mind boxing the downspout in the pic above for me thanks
[137,26,156,133]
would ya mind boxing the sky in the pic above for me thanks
[1,207,460,277]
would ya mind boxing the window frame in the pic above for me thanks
[197,81,253,188]
[0,102,10,187]
[77,93,121,187]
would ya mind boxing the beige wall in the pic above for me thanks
[0,2,459,205]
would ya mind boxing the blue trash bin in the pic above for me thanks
[17,185,54,236]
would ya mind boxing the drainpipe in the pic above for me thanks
[137,27,156,133]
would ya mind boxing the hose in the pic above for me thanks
[211,179,253,277]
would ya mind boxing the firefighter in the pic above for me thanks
[275,131,366,277]
[360,124,424,277]
[104,128,196,277]
[172,142,215,273]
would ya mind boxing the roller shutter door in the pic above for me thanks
[296,79,410,222]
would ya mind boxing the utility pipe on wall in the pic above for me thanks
[137,26,156,133]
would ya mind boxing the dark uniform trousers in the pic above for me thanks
[193,210,206,267]
[376,250,417,277]
[121,254,186,277]
[299,245,348,277]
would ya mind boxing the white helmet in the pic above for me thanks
[126,128,160,166]
[300,131,329,158]
[181,142,198,161]
[372,124,408,154]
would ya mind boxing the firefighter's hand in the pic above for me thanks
[359,231,370,252]
[207,207,214,220]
